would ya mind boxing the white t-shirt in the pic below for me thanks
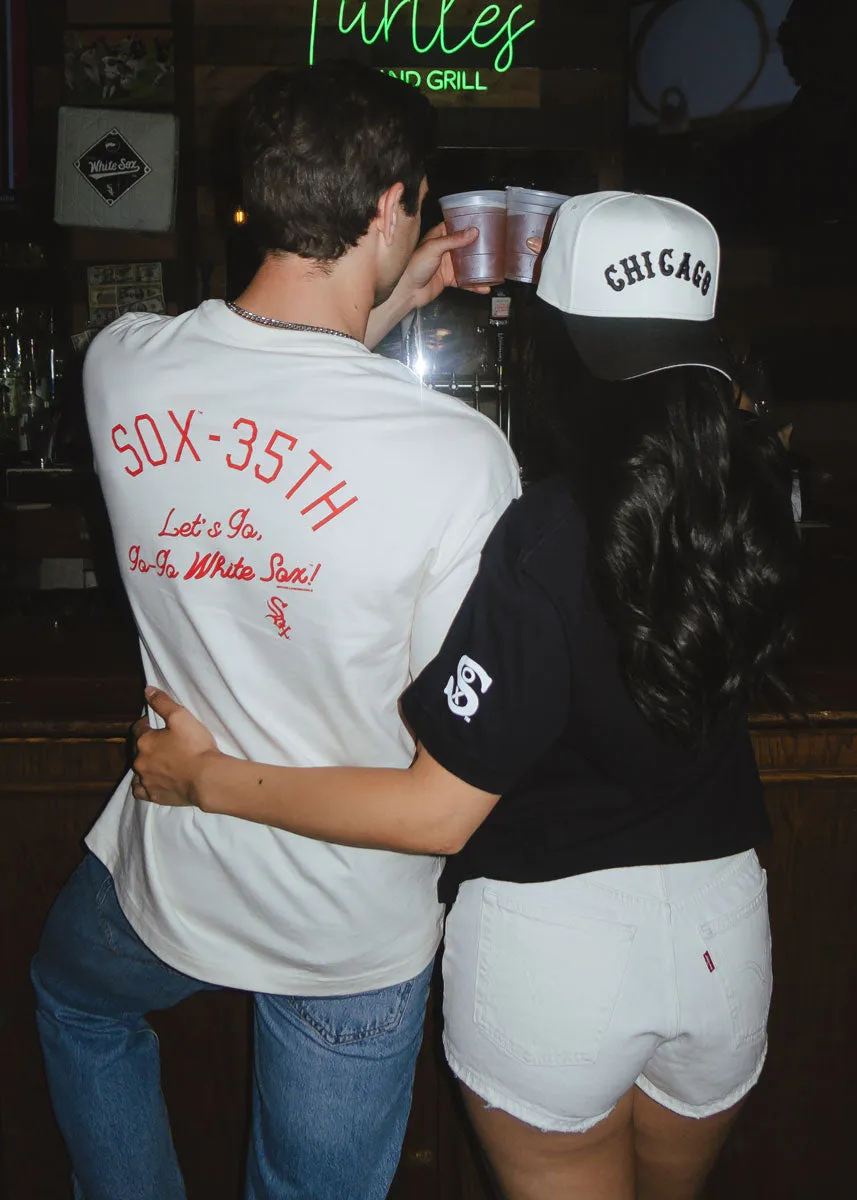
[84,301,520,995]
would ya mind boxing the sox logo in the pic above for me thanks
[445,655,493,723]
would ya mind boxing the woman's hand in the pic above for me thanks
[526,236,543,254]
[131,687,220,808]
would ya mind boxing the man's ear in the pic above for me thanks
[376,182,405,247]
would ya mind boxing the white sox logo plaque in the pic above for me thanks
[74,128,151,206]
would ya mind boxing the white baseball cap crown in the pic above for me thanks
[537,191,731,381]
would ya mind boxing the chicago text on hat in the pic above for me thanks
[604,250,713,297]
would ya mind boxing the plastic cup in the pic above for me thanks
[505,187,570,284]
[438,190,507,287]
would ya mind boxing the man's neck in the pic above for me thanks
[235,251,374,343]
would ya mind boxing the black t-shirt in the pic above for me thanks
[401,476,771,905]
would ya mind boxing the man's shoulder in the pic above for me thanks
[362,360,519,472]
[94,310,174,344]
[430,398,520,499]
[85,311,175,370]
[366,357,489,422]
[407,375,517,454]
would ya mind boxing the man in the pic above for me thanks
[31,62,519,1200]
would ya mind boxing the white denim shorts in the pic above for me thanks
[441,850,771,1134]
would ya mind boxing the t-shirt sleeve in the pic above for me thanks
[408,438,521,678]
[401,518,570,795]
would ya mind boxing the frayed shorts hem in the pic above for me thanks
[636,1040,768,1121]
[445,1037,768,1133]
[444,1039,617,1134]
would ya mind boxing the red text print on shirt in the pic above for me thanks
[158,508,208,539]
[225,508,262,541]
[157,506,263,543]
[183,550,256,582]
[111,411,202,476]
[128,545,179,579]
[266,597,292,640]
[260,556,322,592]
[111,412,358,532]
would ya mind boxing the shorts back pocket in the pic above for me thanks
[699,877,772,1048]
[473,888,636,1067]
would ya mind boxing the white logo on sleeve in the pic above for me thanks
[444,655,493,723]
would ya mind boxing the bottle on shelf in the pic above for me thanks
[0,310,23,465]
[17,323,54,468]
[46,309,64,405]
[0,306,65,469]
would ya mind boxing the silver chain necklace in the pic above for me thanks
[226,300,360,343]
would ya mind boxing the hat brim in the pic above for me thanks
[563,315,734,382]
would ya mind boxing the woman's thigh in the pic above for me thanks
[460,1082,635,1200]
[633,1085,745,1200]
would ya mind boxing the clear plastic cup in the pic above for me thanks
[438,190,507,287]
[505,187,570,284]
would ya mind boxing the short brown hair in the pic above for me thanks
[242,62,436,261]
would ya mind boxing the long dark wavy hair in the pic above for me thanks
[520,295,800,745]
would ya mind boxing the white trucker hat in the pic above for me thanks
[537,191,731,381]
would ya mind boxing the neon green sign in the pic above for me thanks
[308,1,537,75]
[384,67,488,91]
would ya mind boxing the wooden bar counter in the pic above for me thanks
[2,527,856,1199]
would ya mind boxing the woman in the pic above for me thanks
[133,192,798,1200]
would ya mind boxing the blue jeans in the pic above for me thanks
[31,854,432,1200]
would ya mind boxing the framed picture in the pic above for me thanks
[63,28,175,108]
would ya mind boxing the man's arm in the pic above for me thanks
[364,223,487,350]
